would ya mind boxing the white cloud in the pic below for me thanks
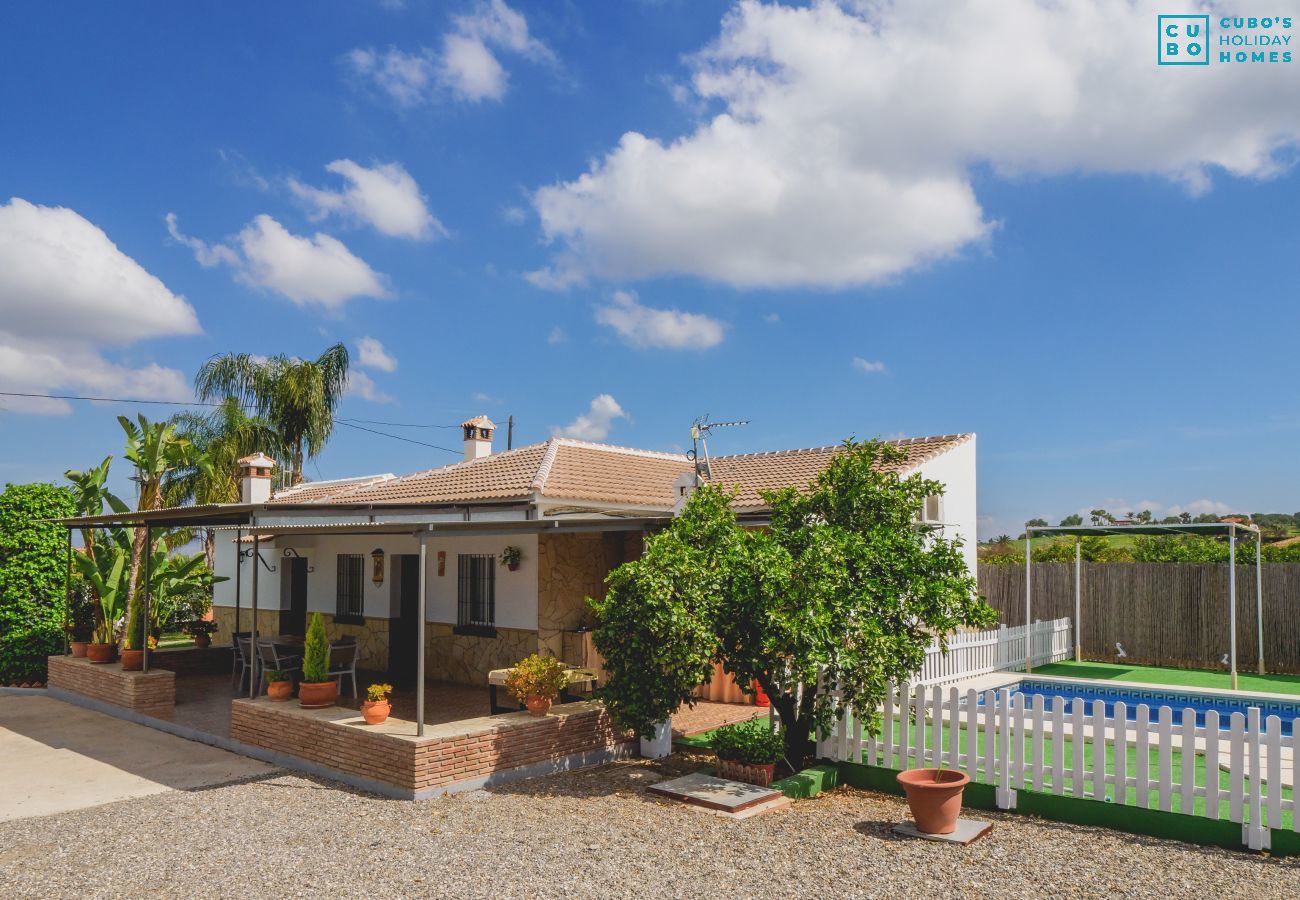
[851,357,886,374]
[289,160,446,240]
[762,312,780,324]
[0,198,199,415]
[346,371,395,404]
[553,394,627,441]
[594,290,725,350]
[547,326,567,345]
[168,213,388,312]
[356,336,397,372]
[501,205,527,225]
[347,47,437,107]
[529,0,1300,290]
[349,1,554,106]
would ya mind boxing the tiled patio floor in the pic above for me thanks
[170,672,760,741]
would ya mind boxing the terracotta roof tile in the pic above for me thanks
[328,442,551,505]
[705,434,973,509]
[270,474,396,503]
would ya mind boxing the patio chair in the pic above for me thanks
[327,637,359,699]
[256,638,302,695]
[231,632,253,690]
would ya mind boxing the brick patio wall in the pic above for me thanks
[47,655,175,719]
[230,698,632,795]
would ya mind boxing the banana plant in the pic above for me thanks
[143,548,225,635]
[74,541,129,644]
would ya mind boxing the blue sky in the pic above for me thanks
[1,0,1298,538]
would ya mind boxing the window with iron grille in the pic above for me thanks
[456,554,496,636]
[336,554,365,621]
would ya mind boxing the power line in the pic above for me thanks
[335,419,460,455]
[0,390,225,407]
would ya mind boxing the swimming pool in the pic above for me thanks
[980,678,1300,736]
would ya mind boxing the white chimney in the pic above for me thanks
[237,452,276,504]
[672,472,696,515]
[461,416,495,462]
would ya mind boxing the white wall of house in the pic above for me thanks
[424,533,538,631]
[913,435,978,579]
[212,530,540,629]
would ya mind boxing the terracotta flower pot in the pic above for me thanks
[70,641,89,658]
[897,768,970,834]
[752,680,771,708]
[120,649,144,671]
[266,680,293,702]
[87,643,116,663]
[526,694,552,716]
[193,634,211,649]
[361,699,391,725]
[507,562,520,572]
[298,680,338,709]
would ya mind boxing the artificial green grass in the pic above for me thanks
[851,715,1292,828]
[1035,660,1300,696]
[672,715,771,749]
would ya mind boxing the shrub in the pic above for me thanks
[0,483,76,684]
[710,719,785,766]
[263,669,289,684]
[504,653,569,704]
[301,611,329,683]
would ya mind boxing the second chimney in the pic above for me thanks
[237,452,277,503]
[461,416,495,462]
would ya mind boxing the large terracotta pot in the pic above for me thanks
[193,634,211,649]
[266,680,293,702]
[526,694,552,717]
[87,643,116,663]
[360,699,391,725]
[70,641,89,659]
[298,680,338,709]
[897,768,970,834]
[120,649,144,671]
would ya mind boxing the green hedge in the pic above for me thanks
[0,482,74,684]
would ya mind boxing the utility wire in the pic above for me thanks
[0,390,226,407]
[335,419,460,455]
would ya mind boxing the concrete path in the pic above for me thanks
[0,693,274,822]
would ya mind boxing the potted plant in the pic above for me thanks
[78,546,127,663]
[709,719,785,787]
[504,653,569,716]
[120,603,146,671]
[186,619,218,648]
[896,767,970,835]
[264,670,293,701]
[361,683,393,725]
[67,624,91,658]
[500,545,523,572]
[297,611,337,708]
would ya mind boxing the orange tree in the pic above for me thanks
[590,440,995,768]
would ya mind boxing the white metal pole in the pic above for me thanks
[1024,530,1032,673]
[1228,527,1238,691]
[417,530,427,738]
[1255,533,1264,676]
[1074,538,1082,663]
[250,528,259,700]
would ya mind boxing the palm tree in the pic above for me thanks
[118,414,209,636]
[168,398,280,567]
[194,343,350,485]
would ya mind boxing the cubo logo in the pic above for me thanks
[1158,14,1210,64]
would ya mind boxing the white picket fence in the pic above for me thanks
[916,618,1072,686]
[818,682,1298,850]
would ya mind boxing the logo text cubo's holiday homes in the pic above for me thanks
[1159,14,1293,65]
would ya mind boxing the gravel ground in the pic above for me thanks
[2,752,1298,899]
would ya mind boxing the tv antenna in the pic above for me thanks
[688,415,749,484]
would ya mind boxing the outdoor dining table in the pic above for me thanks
[486,665,599,715]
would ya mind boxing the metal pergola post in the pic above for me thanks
[1024,531,1033,673]
[233,527,242,636]
[249,528,259,699]
[1228,526,1238,691]
[63,528,72,656]
[417,530,428,737]
[142,525,151,673]
[1074,538,1082,663]
[1255,532,1264,676]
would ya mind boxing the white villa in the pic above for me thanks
[211,419,978,687]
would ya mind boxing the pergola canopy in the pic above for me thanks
[1026,522,1260,539]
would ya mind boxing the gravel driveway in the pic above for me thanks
[2,752,1297,899]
